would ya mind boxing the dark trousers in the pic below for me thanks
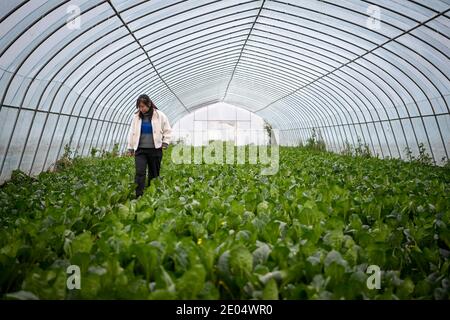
[134,147,163,197]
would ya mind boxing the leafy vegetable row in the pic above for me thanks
[0,147,449,299]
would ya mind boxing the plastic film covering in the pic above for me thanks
[0,0,449,182]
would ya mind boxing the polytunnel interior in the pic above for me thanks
[0,0,449,183]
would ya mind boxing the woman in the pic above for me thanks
[127,94,172,198]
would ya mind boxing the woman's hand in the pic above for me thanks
[126,149,135,157]
[162,143,168,150]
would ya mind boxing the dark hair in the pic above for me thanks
[136,94,158,119]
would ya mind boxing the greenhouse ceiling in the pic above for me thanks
[0,0,449,181]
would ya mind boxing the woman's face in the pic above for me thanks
[139,101,150,114]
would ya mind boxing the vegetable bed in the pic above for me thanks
[0,147,449,299]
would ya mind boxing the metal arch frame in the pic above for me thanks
[85,1,390,155]
[88,9,269,157]
[148,4,450,128]
[221,0,266,101]
[14,2,195,172]
[239,46,353,149]
[254,2,449,160]
[224,61,355,146]
[106,0,188,113]
[253,15,446,162]
[45,5,450,162]
[256,5,450,106]
[262,0,448,116]
[4,0,450,129]
[99,36,275,154]
[157,3,446,157]
[88,65,232,150]
[25,21,134,171]
[2,0,240,173]
[105,0,450,160]
[208,76,346,150]
[157,57,242,88]
[108,18,394,152]
[288,53,440,157]
[271,87,345,152]
[349,51,440,160]
[236,37,384,156]
[56,3,264,164]
[284,83,364,152]
[242,37,386,153]
[157,45,244,76]
[0,1,28,23]
[298,93,347,152]
[302,80,371,151]
[101,65,234,155]
[40,0,195,169]
[67,55,154,159]
[324,70,395,157]
[317,65,392,153]
[345,59,416,157]
[243,45,321,80]
[39,2,450,161]
[280,112,449,145]
[331,69,399,155]
[15,7,131,173]
[111,32,358,155]
[262,46,442,156]
[0,0,72,57]
[268,6,450,120]
[334,67,403,156]
[1,1,449,179]
[0,103,126,126]
[273,88,378,155]
[0,0,108,175]
[124,0,261,47]
[150,27,251,67]
[78,21,250,106]
[4,22,334,155]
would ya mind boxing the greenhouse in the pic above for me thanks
[0,0,449,302]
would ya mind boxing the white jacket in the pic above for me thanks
[127,109,172,151]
